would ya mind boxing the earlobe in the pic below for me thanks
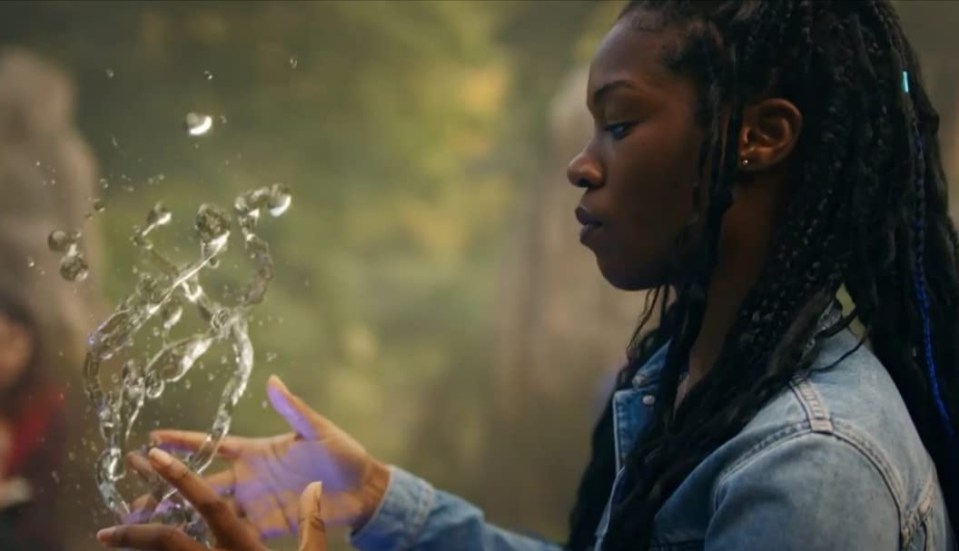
[738,98,803,171]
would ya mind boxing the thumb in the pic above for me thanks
[298,482,326,551]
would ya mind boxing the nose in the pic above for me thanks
[566,148,603,190]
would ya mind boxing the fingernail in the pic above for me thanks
[96,527,115,543]
[268,374,289,393]
[148,447,174,467]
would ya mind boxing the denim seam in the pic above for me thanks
[712,426,902,543]
[712,423,811,504]
[808,418,909,545]
[400,477,435,551]
[613,391,624,472]
[908,468,937,549]
[830,418,907,522]
[788,376,833,432]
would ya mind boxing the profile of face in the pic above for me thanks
[567,16,703,291]
[0,312,32,391]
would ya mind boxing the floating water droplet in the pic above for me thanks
[289,55,298,69]
[267,184,292,217]
[111,135,119,148]
[184,112,214,136]
[147,203,172,227]
[105,68,115,79]
[27,256,35,268]
[265,352,277,363]
[59,254,89,282]
[203,70,213,80]
[260,400,268,409]
[161,303,182,330]
[48,230,78,252]
[219,115,228,125]
[184,380,192,390]
[93,198,106,212]
[100,178,109,189]
[195,204,231,256]
[145,376,165,399]
[51,471,60,483]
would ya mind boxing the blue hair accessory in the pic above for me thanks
[904,70,957,442]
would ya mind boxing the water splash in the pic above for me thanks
[81,186,291,539]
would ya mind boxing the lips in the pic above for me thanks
[576,206,603,243]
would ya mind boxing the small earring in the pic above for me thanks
[740,158,750,167]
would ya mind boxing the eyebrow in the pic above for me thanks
[591,79,638,106]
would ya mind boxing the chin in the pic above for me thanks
[595,257,664,291]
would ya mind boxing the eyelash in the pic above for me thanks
[604,122,635,140]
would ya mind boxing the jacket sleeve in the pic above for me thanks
[704,431,899,551]
[350,467,565,551]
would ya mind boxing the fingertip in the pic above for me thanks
[267,374,289,393]
[147,447,175,468]
[299,481,323,512]
[148,429,174,445]
[96,527,115,544]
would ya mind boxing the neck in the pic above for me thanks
[682,185,781,400]
[687,250,761,380]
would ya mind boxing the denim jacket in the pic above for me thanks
[350,329,955,551]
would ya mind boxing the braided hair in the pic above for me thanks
[567,2,959,550]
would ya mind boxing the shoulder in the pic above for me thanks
[716,330,942,543]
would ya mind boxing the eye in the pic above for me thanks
[604,122,635,140]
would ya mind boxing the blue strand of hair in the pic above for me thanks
[904,70,958,450]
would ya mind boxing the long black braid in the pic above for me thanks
[567,2,959,550]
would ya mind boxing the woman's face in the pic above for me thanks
[0,312,32,391]
[567,15,703,291]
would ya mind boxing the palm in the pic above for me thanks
[151,376,378,539]
[229,433,370,533]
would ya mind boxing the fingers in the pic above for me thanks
[124,465,238,526]
[145,448,253,550]
[266,375,336,440]
[297,483,326,551]
[97,524,207,550]
[127,451,162,485]
[149,430,245,459]
[123,493,158,525]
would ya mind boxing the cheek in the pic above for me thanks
[613,133,699,245]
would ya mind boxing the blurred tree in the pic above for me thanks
[0,1,614,549]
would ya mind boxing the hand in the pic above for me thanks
[146,376,389,538]
[97,448,327,551]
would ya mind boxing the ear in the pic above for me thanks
[737,98,802,171]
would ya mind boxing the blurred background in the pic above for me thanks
[0,1,956,550]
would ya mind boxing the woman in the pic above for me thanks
[99,1,958,549]
[0,291,67,551]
